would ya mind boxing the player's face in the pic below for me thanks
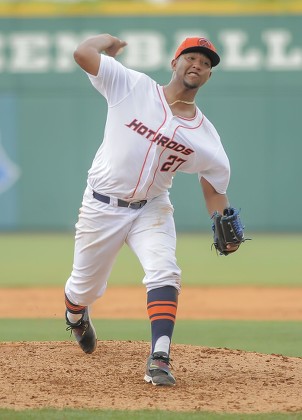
[172,52,212,90]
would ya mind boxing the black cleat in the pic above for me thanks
[144,351,176,386]
[66,308,97,354]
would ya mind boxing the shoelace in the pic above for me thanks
[66,322,89,340]
[152,354,173,370]
[66,319,87,331]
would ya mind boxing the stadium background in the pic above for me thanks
[0,0,302,232]
[1,1,302,417]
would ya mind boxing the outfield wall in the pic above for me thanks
[0,12,301,231]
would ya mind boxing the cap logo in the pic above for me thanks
[198,38,213,49]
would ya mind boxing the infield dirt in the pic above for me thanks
[2,285,302,320]
[1,286,302,414]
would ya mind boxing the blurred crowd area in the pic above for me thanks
[0,0,299,15]
[0,0,296,4]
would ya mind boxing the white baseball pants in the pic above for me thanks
[65,184,181,307]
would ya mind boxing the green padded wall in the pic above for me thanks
[0,15,301,231]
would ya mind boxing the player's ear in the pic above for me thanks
[171,58,177,71]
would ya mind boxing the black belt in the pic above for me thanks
[93,191,147,210]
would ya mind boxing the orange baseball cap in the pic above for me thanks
[174,37,220,67]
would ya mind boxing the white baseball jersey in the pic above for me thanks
[87,55,230,202]
[66,54,231,307]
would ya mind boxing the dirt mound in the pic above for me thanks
[1,340,302,413]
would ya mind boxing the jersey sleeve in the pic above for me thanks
[197,119,231,194]
[86,55,142,106]
[198,145,230,194]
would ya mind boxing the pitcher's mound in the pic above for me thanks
[1,340,302,413]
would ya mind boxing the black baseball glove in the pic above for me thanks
[211,207,247,256]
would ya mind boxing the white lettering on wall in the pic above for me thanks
[9,33,51,72]
[263,30,302,70]
[54,31,97,72]
[54,32,80,72]
[219,30,262,70]
[120,31,165,70]
[0,29,301,73]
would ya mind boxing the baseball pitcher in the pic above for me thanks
[64,34,246,386]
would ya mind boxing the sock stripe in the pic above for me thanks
[150,315,176,322]
[148,305,177,318]
[65,295,86,313]
[147,300,177,324]
[147,300,177,309]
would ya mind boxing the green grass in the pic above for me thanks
[1,408,302,420]
[1,318,302,357]
[0,233,301,287]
